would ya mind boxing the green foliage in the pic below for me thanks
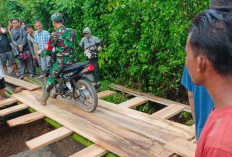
[0,0,209,101]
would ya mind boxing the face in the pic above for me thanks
[84,33,89,38]
[34,22,43,32]
[186,35,201,85]
[26,27,34,35]
[21,22,26,26]
[12,20,20,28]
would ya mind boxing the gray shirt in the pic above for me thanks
[27,34,37,57]
[11,26,28,50]
[80,36,101,50]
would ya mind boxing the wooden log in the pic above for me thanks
[13,90,170,157]
[97,90,115,99]
[151,104,186,119]
[0,97,17,108]
[4,75,41,91]
[7,112,45,127]
[69,144,108,157]
[110,84,190,111]
[0,104,28,116]
[26,127,73,151]
[164,138,197,157]
[119,97,148,108]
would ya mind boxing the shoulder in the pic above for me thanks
[204,111,232,154]
[43,30,50,35]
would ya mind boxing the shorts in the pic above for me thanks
[0,52,15,66]
[0,78,6,89]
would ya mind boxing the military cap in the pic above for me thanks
[51,13,63,21]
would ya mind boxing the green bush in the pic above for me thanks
[0,0,209,102]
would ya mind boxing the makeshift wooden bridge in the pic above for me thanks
[1,76,197,157]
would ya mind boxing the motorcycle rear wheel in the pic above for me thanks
[76,79,98,112]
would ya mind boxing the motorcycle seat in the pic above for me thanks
[62,61,90,73]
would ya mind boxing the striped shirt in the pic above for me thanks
[34,30,50,51]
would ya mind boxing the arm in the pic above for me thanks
[0,27,7,34]
[188,91,195,121]
[28,38,36,57]
[21,28,27,46]
[11,29,18,47]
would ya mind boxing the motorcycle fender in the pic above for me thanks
[82,73,94,82]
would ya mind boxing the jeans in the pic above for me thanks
[40,56,51,72]
[19,53,34,76]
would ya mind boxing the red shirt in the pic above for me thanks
[196,105,232,157]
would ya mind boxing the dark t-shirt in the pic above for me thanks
[0,33,12,53]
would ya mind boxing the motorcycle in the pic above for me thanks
[46,60,98,112]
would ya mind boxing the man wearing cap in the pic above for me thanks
[36,13,78,106]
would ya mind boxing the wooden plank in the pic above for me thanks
[4,75,41,91]
[0,97,17,108]
[165,138,196,157]
[0,104,28,116]
[97,90,115,99]
[7,112,45,127]
[119,97,148,108]
[98,99,195,140]
[26,127,73,151]
[110,84,190,111]
[69,144,108,157]
[151,104,186,119]
[13,90,172,157]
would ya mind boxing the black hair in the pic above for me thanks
[20,21,26,25]
[11,18,19,22]
[189,9,232,75]
[9,19,13,23]
[24,24,33,31]
[210,0,232,8]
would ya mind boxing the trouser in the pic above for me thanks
[19,53,34,76]
[40,56,51,73]
[89,58,100,82]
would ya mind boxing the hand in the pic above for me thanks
[36,56,40,60]
[18,45,23,52]
[37,50,42,55]
[33,56,36,60]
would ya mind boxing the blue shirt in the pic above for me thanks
[34,30,50,51]
[181,65,214,141]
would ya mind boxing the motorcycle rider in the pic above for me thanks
[80,27,102,89]
[36,13,78,106]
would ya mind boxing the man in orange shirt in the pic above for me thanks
[186,8,232,156]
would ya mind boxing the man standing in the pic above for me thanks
[186,9,232,156]
[24,24,40,75]
[181,0,232,141]
[36,13,78,106]
[11,19,34,79]
[80,27,102,88]
[0,24,19,76]
[34,21,50,74]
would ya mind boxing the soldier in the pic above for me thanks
[36,13,78,106]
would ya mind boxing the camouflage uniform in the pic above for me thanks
[40,14,78,92]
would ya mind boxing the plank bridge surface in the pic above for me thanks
[12,90,194,157]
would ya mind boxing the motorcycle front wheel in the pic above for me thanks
[76,79,98,112]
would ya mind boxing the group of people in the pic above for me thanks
[183,0,232,156]
[0,13,102,102]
